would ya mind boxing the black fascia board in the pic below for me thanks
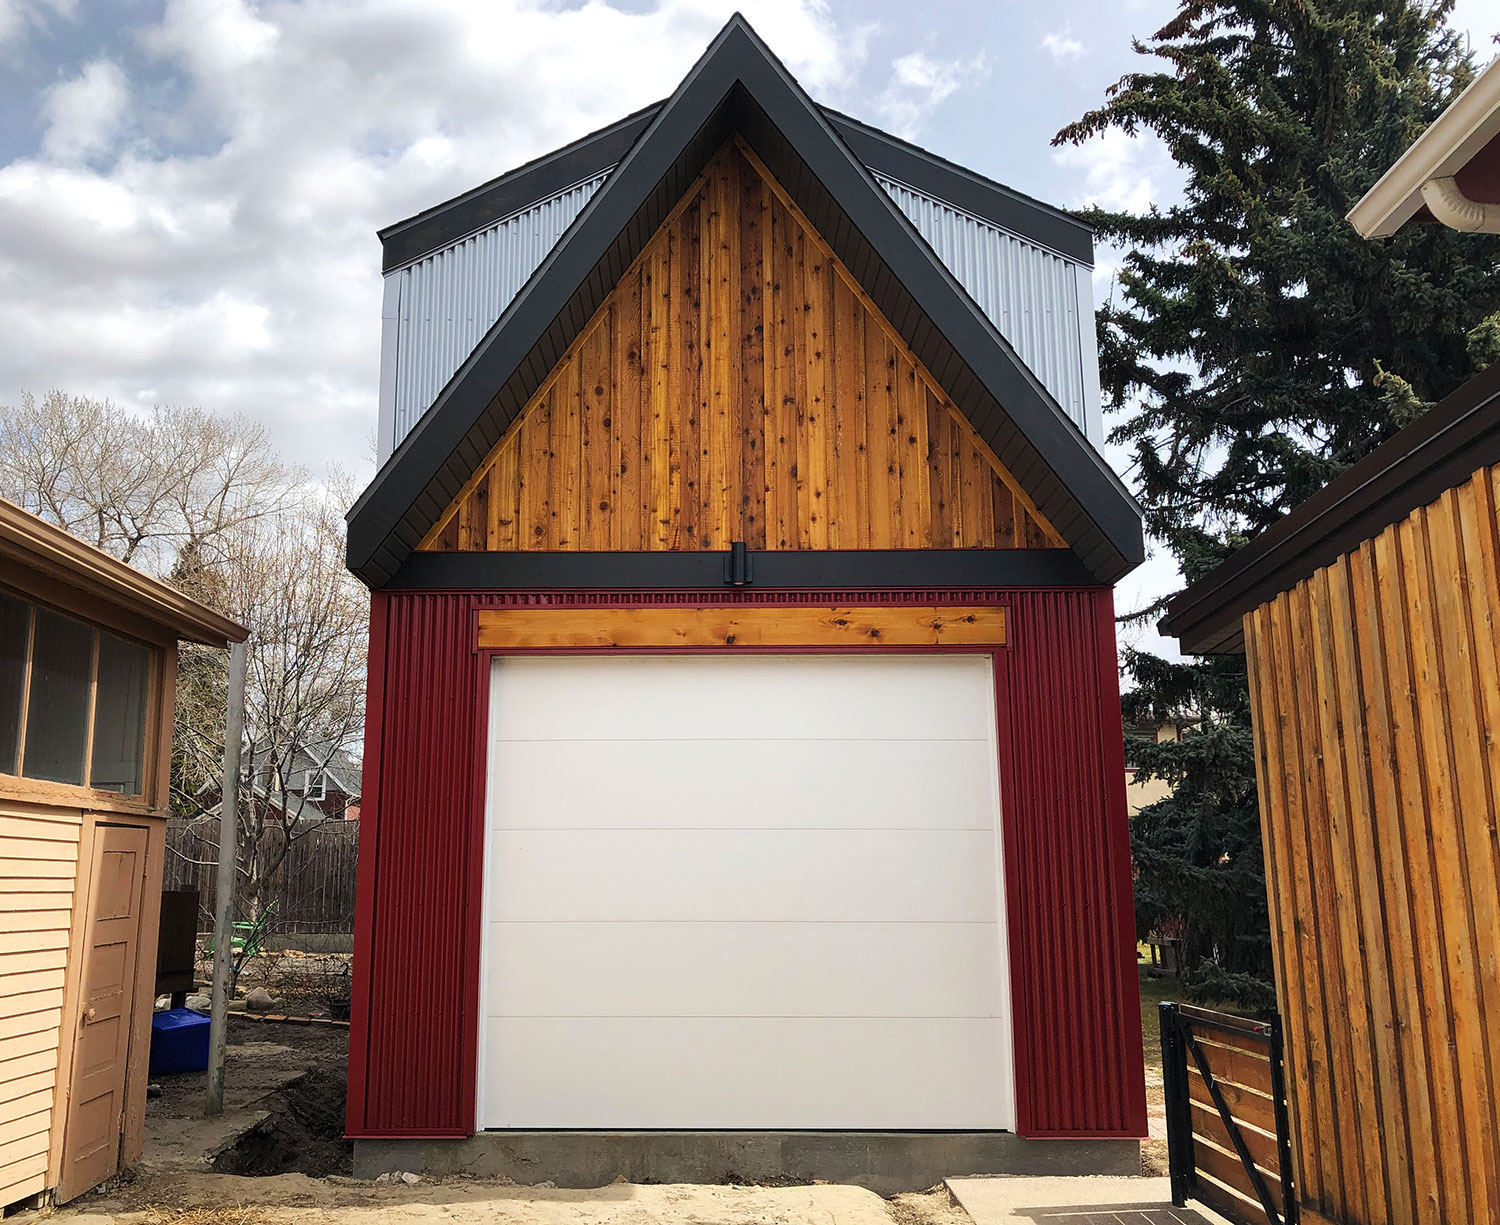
[347,15,1142,588]
[822,110,1094,264]
[379,104,662,274]
[1161,361,1500,655]
[376,108,1094,276]
[389,548,1098,590]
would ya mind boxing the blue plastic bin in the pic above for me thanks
[149,1007,210,1075]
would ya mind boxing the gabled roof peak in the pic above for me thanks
[347,12,1141,588]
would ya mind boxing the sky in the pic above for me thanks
[1,0,1498,659]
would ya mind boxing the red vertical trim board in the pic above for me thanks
[345,590,388,1135]
[348,586,1147,1140]
[1094,587,1149,1133]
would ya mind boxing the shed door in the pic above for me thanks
[59,822,147,1202]
[479,653,1015,1130]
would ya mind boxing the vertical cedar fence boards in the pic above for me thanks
[1161,1002,1298,1225]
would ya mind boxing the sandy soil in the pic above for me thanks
[58,1176,901,1225]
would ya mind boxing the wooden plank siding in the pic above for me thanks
[1242,463,1500,1225]
[419,137,1065,555]
[0,801,81,1210]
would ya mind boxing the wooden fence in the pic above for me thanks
[164,816,359,935]
[1162,1002,1296,1225]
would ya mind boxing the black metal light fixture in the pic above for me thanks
[724,540,752,586]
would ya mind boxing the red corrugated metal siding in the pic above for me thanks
[347,586,1145,1138]
[996,588,1147,1135]
[348,592,488,1135]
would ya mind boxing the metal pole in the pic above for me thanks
[206,638,246,1117]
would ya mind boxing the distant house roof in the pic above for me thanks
[1348,55,1500,237]
[1161,361,1500,654]
[346,14,1143,589]
[0,497,247,647]
[249,739,362,799]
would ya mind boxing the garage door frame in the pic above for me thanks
[470,598,1019,1133]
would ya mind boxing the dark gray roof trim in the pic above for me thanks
[823,109,1094,263]
[379,104,662,273]
[377,99,1095,274]
[346,15,1142,589]
[1162,361,1500,655]
[388,548,1097,590]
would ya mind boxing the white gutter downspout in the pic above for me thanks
[1419,176,1500,233]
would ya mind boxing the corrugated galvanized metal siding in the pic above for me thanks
[387,173,608,451]
[347,587,1145,1139]
[379,170,1098,459]
[874,174,1090,432]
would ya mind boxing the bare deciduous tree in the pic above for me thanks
[0,390,368,960]
[172,476,367,950]
[0,390,302,571]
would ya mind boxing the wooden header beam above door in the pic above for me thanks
[476,605,1007,650]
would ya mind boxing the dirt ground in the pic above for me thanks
[45,1016,967,1225]
[60,1176,925,1225]
[138,1015,352,1180]
[38,973,1178,1223]
[199,948,353,1019]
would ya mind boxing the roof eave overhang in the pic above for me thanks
[347,17,1142,589]
[0,498,248,647]
[1348,55,1500,238]
[1162,361,1500,655]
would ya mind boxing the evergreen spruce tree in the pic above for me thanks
[1056,0,1500,1007]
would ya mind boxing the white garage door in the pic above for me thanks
[478,653,1015,1130]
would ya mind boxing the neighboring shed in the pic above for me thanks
[0,498,245,1211]
[1162,363,1500,1225]
[346,15,1148,1189]
[1161,61,1500,1225]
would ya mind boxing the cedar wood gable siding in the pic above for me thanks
[419,139,1064,556]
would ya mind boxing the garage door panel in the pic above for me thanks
[487,828,999,923]
[489,738,998,831]
[485,921,1004,1018]
[491,655,997,743]
[482,1016,1012,1129]
[480,653,1015,1132]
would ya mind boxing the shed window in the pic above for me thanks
[0,587,157,797]
[24,607,95,785]
[90,632,151,795]
[0,592,27,775]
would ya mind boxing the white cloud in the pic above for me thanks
[874,48,990,141]
[1052,126,1176,215]
[0,0,73,47]
[1041,28,1084,62]
[40,58,128,162]
[0,0,872,478]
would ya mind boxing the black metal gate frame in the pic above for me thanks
[1160,1001,1298,1225]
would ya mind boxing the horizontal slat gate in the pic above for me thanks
[1162,1002,1297,1225]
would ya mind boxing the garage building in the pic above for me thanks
[344,15,1148,1186]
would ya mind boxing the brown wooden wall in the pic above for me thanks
[1242,464,1500,1225]
[420,137,1064,554]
